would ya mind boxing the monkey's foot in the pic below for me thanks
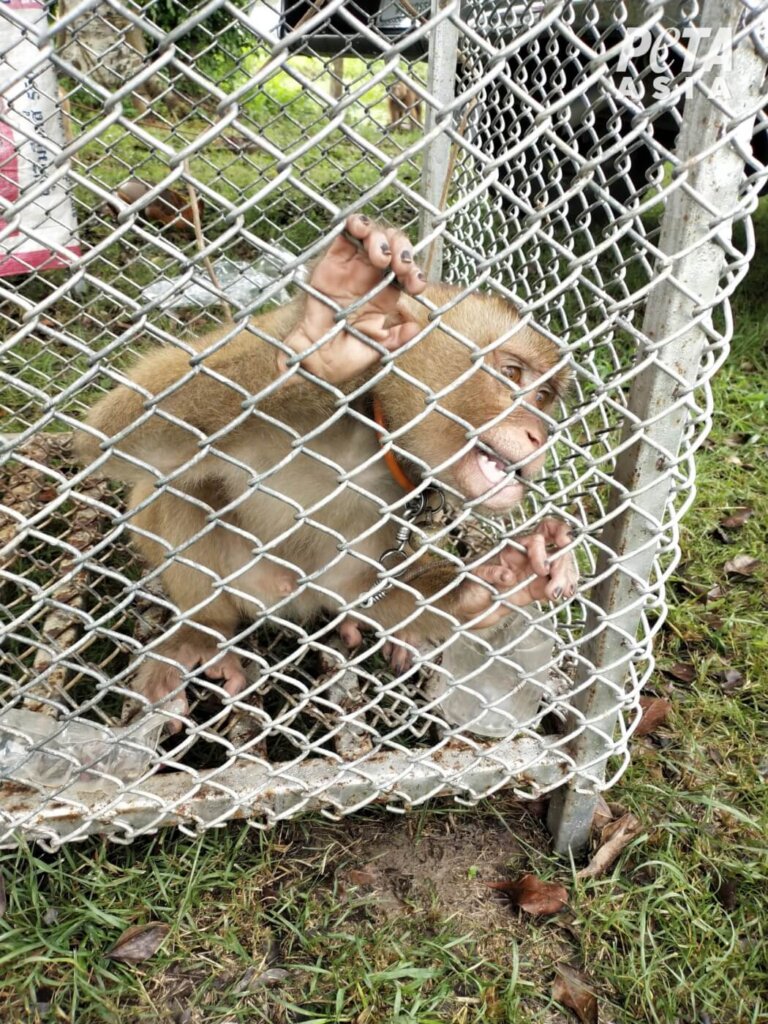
[133,635,247,734]
[339,616,363,648]
[382,632,421,675]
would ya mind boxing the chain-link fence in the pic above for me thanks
[1,0,766,852]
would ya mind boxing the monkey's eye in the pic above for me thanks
[503,365,523,385]
[535,388,553,406]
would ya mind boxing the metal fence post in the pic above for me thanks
[548,0,768,855]
[418,0,460,280]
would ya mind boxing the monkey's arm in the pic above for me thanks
[370,518,579,669]
[76,215,426,481]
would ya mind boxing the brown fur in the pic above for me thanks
[76,283,569,693]
[387,82,423,131]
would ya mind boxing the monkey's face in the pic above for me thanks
[380,293,569,511]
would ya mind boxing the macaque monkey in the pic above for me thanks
[76,215,577,729]
[387,81,423,131]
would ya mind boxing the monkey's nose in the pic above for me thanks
[526,428,544,450]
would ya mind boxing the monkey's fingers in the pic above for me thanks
[383,637,414,675]
[344,215,426,296]
[202,652,247,698]
[516,531,550,578]
[542,550,579,601]
[538,516,576,552]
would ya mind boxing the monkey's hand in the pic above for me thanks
[283,214,427,384]
[458,518,579,630]
[133,627,247,734]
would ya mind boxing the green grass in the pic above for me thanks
[2,44,768,1024]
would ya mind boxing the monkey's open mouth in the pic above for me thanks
[475,445,516,486]
[460,441,526,509]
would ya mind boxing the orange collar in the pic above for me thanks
[372,395,415,493]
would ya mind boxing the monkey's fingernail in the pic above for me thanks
[553,587,563,599]
[359,215,370,224]
[381,243,392,255]
[400,249,412,262]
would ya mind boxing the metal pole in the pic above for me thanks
[548,0,768,855]
[418,0,460,280]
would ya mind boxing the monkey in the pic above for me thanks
[75,215,578,730]
[386,82,423,131]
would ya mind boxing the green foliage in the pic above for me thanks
[148,0,255,57]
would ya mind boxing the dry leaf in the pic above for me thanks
[663,662,695,683]
[553,964,598,1024]
[635,696,671,736]
[714,876,738,911]
[577,813,644,880]
[700,613,724,630]
[107,922,170,963]
[235,966,290,992]
[347,868,377,887]
[723,554,760,577]
[0,870,5,919]
[484,873,568,916]
[720,507,753,529]
[591,795,613,833]
[706,583,725,602]
[718,668,745,692]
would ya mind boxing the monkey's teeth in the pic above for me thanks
[477,451,508,485]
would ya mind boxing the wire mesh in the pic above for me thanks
[1,0,766,849]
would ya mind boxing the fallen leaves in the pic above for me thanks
[234,965,290,992]
[484,873,568,916]
[346,868,378,887]
[717,668,746,692]
[719,507,753,529]
[552,964,598,1024]
[723,554,761,577]
[635,696,672,736]
[662,662,695,683]
[577,813,644,880]
[107,922,170,963]
[713,875,738,911]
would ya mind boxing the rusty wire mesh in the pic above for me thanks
[1,0,766,849]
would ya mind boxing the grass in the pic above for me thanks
[2,40,768,1024]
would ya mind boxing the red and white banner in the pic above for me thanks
[0,0,80,276]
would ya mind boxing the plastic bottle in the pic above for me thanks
[426,612,555,737]
[0,703,181,791]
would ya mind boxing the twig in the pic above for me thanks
[183,163,234,323]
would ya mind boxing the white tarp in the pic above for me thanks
[0,0,79,276]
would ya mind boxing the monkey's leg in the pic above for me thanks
[127,481,249,726]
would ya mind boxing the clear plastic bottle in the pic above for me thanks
[0,704,181,791]
[426,613,555,738]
